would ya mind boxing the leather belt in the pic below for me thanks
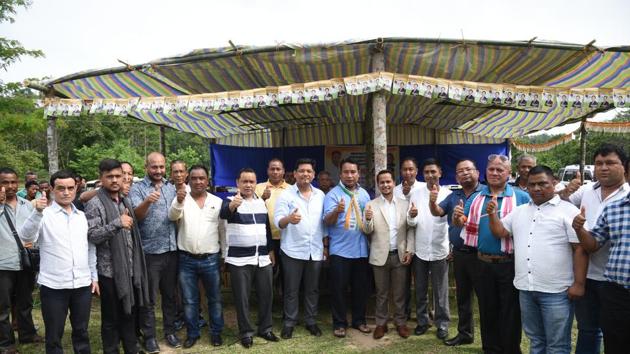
[179,250,211,259]
[478,252,513,264]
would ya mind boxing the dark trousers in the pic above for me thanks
[99,276,138,354]
[138,251,178,339]
[281,252,322,327]
[229,264,273,338]
[575,278,604,354]
[413,256,450,330]
[476,260,522,354]
[40,285,92,354]
[453,249,479,339]
[600,281,630,354]
[0,270,37,349]
[329,255,369,329]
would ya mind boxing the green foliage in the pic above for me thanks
[0,139,43,178]
[0,0,44,73]
[68,140,144,180]
[168,146,203,171]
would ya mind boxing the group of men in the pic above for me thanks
[1,143,629,354]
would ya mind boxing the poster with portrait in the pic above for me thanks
[405,75,422,97]
[448,82,464,101]
[361,73,379,94]
[514,86,530,108]
[487,85,503,105]
[187,94,204,112]
[278,85,293,105]
[392,74,409,95]
[213,93,229,111]
[612,88,629,108]
[542,89,556,109]
[314,80,334,102]
[528,87,543,109]
[569,89,585,111]
[175,96,188,112]
[475,84,493,105]
[305,82,323,103]
[420,77,437,99]
[344,76,360,96]
[163,97,179,114]
[112,98,132,116]
[434,80,449,100]
[557,90,571,109]
[379,72,394,92]
[89,98,104,115]
[331,78,346,99]
[501,84,516,106]
[583,88,600,110]
[324,145,400,189]
[597,88,612,109]
[252,88,268,108]
[100,99,116,115]
[239,90,256,109]
[462,82,477,103]
[266,87,279,107]
[43,98,58,117]
[226,91,241,111]
[291,84,306,104]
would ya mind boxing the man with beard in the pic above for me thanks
[129,152,180,352]
[561,144,629,354]
[429,159,483,346]
[86,159,149,354]
[454,154,530,354]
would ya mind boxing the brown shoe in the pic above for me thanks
[396,324,411,338]
[333,327,346,338]
[373,325,388,339]
[19,334,44,344]
[352,324,372,334]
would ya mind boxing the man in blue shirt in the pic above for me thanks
[129,152,180,352]
[274,158,326,339]
[454,154,530,354]
[323,157,371,338]
[430,158,483,346]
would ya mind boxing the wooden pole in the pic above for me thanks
[371,49,387,195]
[579,116,587,183]
[46,114,59,174]
[159,125,167,156]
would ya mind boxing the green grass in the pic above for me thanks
[17,270,582,353]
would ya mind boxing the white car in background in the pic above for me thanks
[558,165,595,186]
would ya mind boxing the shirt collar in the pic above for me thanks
[142,175,168,187]
[51,200,78,215]
[529,194,561,207]
[380,194,396,204]
[267,179,289,189]
[481,183,515,197]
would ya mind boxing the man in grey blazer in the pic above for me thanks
[362,170,416,339]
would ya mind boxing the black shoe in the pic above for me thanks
[198,316,207,328]
[281,326,293,339]
[144,338,160,353]
[436,328,449,340]
[183,337,198,349]
[258,331,280,342]
[414,324,429,336]
[173,319,185,331]
[444,334,474,346]
[240,336,253,348]
[210,334,223,346]
[305,324,322,337]
[165,333,181,348]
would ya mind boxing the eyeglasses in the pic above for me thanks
[455,168,477,175]
[488,154,509,162]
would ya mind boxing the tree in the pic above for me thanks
[0,0,44,77]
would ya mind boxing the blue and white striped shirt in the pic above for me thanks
[590,192,630,289]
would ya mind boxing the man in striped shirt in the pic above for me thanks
[220,168,279,348]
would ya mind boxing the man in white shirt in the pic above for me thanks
[488,165,588,353]
[169,165,226,349]
[560,144,629,354]
[219,168,278,348]
[394,157,426,200]
[408,158,451,339]
[21,170,98,354]
[274,158,326,339]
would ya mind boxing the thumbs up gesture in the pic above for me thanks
[176,184,187,204]
[146,185,161,203]
[261,184,272,201]
[572,206,587,231]
[230,190,243,210]
[429,184,439,205]
[289,208,302,224]
[35,193,47,212]
[120,208,133,230]
[486,195,498,215]
[566,171,582,194]
[365,204,373,221]
[408,202,418,218]
[454,200,467,225]
[336,197,346,213]
[402,180,411,196]
[0,186,6,204]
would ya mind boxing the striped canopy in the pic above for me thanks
[44,38,630,147]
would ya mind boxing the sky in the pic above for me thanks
[1,0,629,134]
